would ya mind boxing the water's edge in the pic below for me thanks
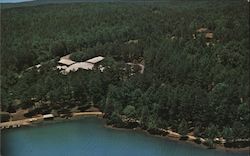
[2,116,248,155]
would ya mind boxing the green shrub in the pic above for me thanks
[203,139,215,149]
[0,112,10,122]
[194,138,202,144]
[122,105,136,118]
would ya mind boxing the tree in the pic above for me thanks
[122,105,136,118]
[50,41,68,57]
[222,127,233,141]
[237,103,250,127]
[1,1,249,142]
[0,112,10,122]
[178,119,188,136]
[205,124,219,139]
[147,115,157,129]
[193,125,202,137]
[232,121,246,140]
[107,112,123,127]
[7,104,16,113]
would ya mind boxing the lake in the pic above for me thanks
[1,117,248,156]
[0,0,33,3]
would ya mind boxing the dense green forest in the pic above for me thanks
[1,0,249,145]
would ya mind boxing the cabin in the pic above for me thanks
[126,39,139,44]
[196,27,214,40]
[196,28,208,33]
[43,114,54,120]
[205,32,213,39]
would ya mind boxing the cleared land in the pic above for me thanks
[0,111,103,129]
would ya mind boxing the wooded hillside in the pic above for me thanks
[1,0,249,143]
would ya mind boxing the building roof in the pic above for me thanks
[35,64,41,68]
[65,62,94,73]
[196,28,208,33]
[43,114,54,118]
[205,32,213,39]
[86,56,104,64]
[126,39,139,44]
[99,65,105,72]
[58,58,75,66]
[57,65,67,70]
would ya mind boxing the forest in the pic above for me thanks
[1,0,249,147]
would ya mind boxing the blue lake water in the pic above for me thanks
[1,117,248,156]
[0,0,33,3]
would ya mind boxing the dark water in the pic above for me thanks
[1,117,248,156]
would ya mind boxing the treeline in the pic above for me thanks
[1,0,249,143]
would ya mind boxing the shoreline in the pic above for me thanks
[0,111,103,129]
[1,115,249,153]
[104,124,249,153]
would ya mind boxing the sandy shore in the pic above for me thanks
[0,112,103,129]
[0,116,44,129]
[73,112,103,116]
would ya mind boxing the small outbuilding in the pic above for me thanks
[126,39,139,44]
[43,114,54,120]
[196,28,208,33]
[205,32,213,39]
[196,27,214,39]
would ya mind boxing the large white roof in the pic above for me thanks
[65,62,94,73]
[58,58,75,66]
[86,56,104,64]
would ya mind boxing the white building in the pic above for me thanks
[86,56,104,64]
[65,62,94,73]
[58,59,75,66]
[43,114,54,120]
